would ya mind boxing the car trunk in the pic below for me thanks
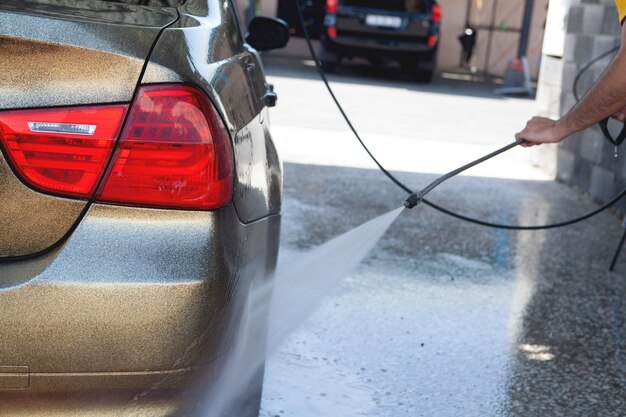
[0,0,178,258]
[336,0,433,39]
[341,0,429,13]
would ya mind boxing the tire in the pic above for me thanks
[414,68,434,83]
[401,52,436,83]
[319,39,340,74]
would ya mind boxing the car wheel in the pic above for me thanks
[414,68,434,83]
[402,54,435,83]
[319,40,340,74]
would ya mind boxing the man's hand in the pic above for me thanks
[612,105,626,121]
[515,24,626,148]
[515,116,570,147]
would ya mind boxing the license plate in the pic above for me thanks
[365,14,402,28]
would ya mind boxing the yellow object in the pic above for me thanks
[617,0,626,23]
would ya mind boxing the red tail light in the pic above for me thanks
[97,84,233,210]
[0,85,234,210]
[431,3,442,24]
[326,0,338,13]
[328,27,337,38]
[428,35,438,47]
[0,105,128,198]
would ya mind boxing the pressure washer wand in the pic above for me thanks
[609,217,626,271]
[405,140,524,209]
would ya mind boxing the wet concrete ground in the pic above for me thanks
[259,57,626,417]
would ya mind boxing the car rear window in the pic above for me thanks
[341,0,426,13]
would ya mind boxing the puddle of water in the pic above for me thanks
[197,207,404,417]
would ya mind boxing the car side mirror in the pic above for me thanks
[245,17,290,51]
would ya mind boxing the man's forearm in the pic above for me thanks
[557,26,626,137]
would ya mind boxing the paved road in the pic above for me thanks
[259,57,626,417]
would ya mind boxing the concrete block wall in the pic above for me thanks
[536,0,626,213]
[531,55,564,178]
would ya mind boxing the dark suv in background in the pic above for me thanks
[321,0,442,82]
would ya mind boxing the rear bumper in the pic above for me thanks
[325,35,436,57]
[0,203,280,395]
[0,390,192,417]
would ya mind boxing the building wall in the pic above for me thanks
[433,0,549,77]
[535,0,625,213]
[435,0,467,71]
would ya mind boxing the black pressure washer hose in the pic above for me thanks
[293,6,626,222]
[292,3,626,268]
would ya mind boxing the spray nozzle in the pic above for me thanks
[404,192,423,209]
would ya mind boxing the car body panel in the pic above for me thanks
[0,1,179,258]
[0,0,283,414]
[0,157,85,258]
[142,1,282,222]
[0,0,178,110]
[232,113,283,222]
[0,204,279,381]
[0,390,190,417]
[336,9,432,40]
